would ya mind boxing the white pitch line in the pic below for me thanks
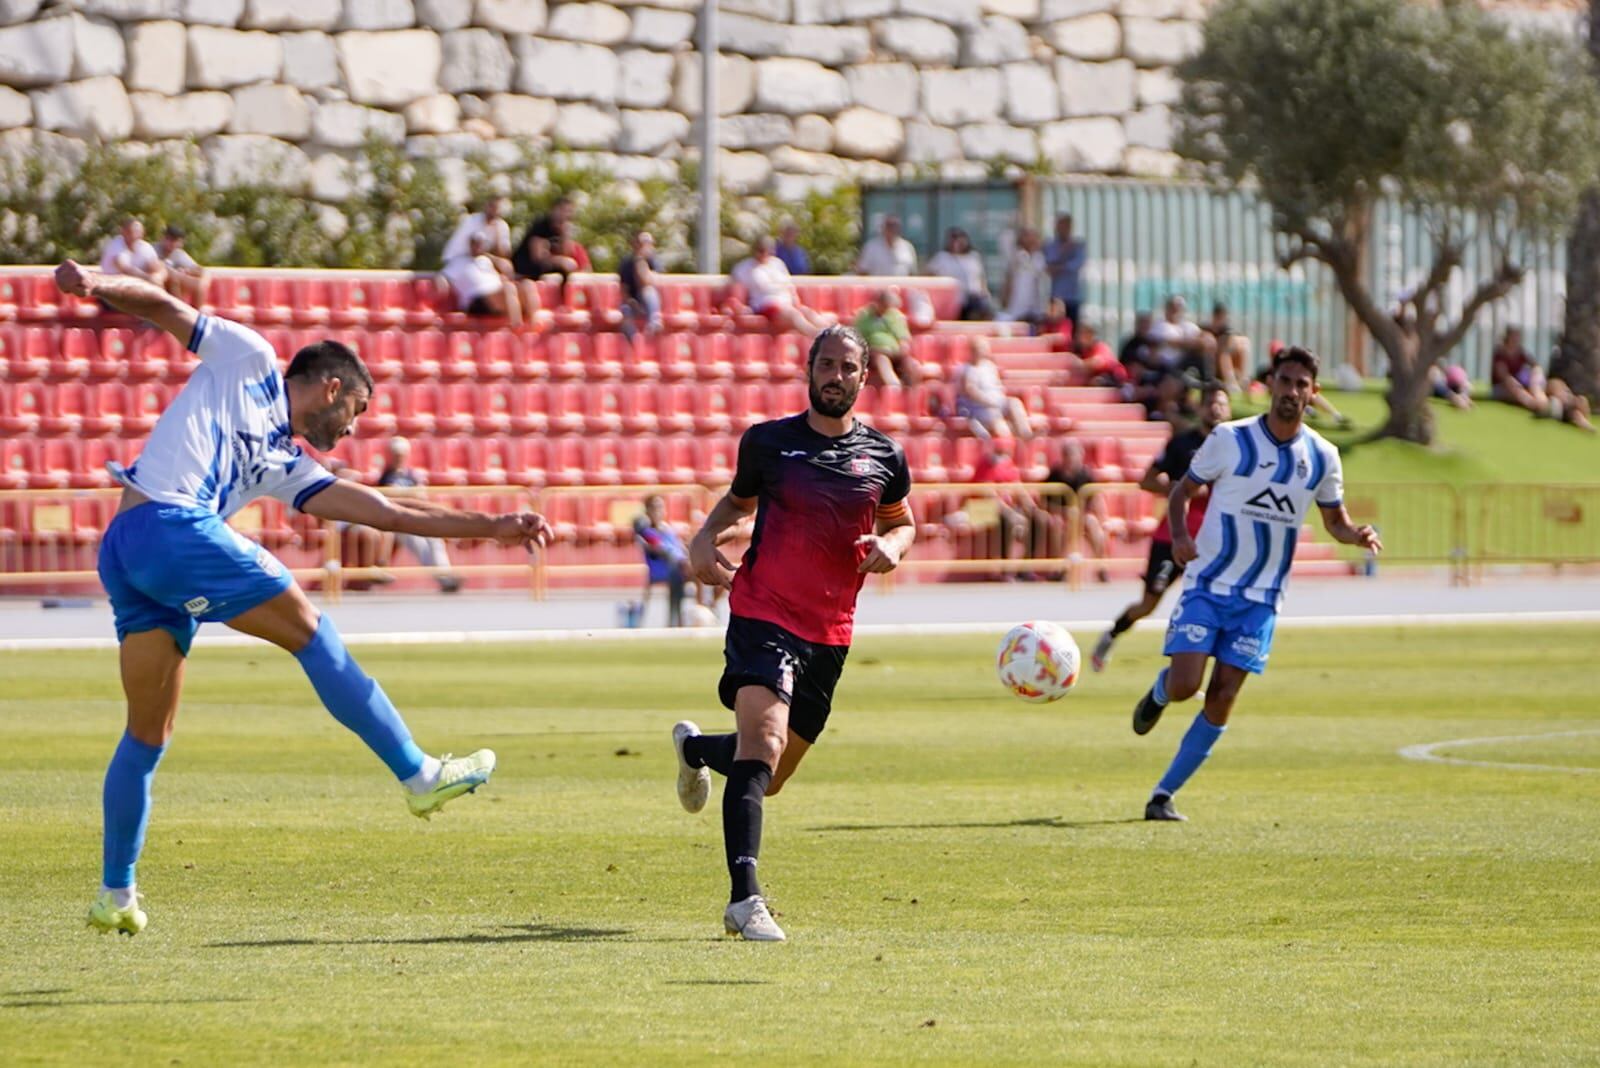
[1397,728,1600,775]
[0,608,1597,653]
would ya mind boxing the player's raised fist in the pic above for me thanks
[856,533,901,574]
[55,259,91,297]
[492,512,553,550]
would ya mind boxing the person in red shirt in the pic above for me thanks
[1491,326,1550,415]
[1090,383,1231,672]
[671,324,915,942]
[1072,320,1128,387]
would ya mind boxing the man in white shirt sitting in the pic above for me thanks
[100,218,166,289]
[732,236,833,338]
[854,215,918,277]
[1146,295,1213,378]
[441,232,522,326]
[442,196,531,320]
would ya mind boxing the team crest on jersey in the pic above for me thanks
[254,548,282,578]
[1296,457,1309,479]
[184,596,211,616]
[849,456,873,476]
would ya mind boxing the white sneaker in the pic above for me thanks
[724,895,786,942]
[671,720,711,814]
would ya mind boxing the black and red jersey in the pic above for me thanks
[729,413,911,646]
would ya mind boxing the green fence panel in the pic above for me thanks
[861,181,1023,293]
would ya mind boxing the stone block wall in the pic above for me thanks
[0,0,1581,207]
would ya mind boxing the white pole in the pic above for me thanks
[698,0,720,275]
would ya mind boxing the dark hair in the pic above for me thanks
[1199,380,1228,401]
[807,324,867,368]
[163,224,184,240]
[1212,302,1227,316]
[286,339,374,395]
[1270,345,1320,381]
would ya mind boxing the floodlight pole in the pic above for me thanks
[697,0,720,275]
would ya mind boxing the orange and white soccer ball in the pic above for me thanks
[996,621,1081,702]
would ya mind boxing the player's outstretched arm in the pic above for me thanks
[689,491,756,588]
[54,260,198,349]
[1318,504,1382,554]
[302,480,553,550]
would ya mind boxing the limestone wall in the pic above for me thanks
[0,0,1583,206]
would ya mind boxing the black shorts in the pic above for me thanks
[465,295,496,316]
[718,615,849,744]
[1143,540,1184,595]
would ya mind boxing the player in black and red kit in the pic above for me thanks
[1090,383,1230,672]
[670,325,915,942]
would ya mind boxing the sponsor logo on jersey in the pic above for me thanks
[1242,486,1298,524]
[184,596,211,616]
[1230,634,1263,660]
[254,548,282,578]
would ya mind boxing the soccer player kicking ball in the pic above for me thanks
[54,261,554,936]
[672,325,915,941]
[1091,382,1231,673]
[1132,347,1380,821]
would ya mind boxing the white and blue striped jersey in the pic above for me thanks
[111,315,336,519]
[1181,415,1343,609]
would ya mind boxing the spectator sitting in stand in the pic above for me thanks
[1044,438,1110,582]
[634,494,690,627]
[618,230,663,339]
[1540,336,1596,431]
[556,216,591,272]
[998,226,1047,325]
[154,225,203,305]
[1073,321,1128,388]
[442,231,523,326]
[1147,296,1213,379]
[775,219,810,276]
[1203,302,1252,392]
[731,236,834,338]
[970,438,1052,571]
[100,218,166,290]
[853,288,918,387]
[512,194,580,298]
[855,214,918,276]
[928,228,994,321]
[1430,363,1474,410]
[1039,298,1074,348]
[443,195,533,319]
[1044,213,1086,327]
[954,338,1034,441]
[378,437,462,594]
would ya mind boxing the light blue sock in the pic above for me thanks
[102,730,166,890]
[1151,667,1171,707]
[294,614,426,781]
[1155,712,1226,798]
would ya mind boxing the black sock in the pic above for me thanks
[724,759,772,904]
[1110,611,1136,638]
[683,732,737,776]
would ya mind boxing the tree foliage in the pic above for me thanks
[1177,0,1600,442]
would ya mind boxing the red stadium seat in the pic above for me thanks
[468,436,513,485]
[692,387,732,434]
[507,383,550,435]
[208,275,255,321]
[18,275,62,322]
[586,437,624,486]
[543,438,588,487]
[327,278,374,327]
[0,325,17,377]
[402,276,447,327]
[0,275,23,319]
[477,330,516,379]
[359,386,399,437]
[769,334,806,379]
[617,335,659,381]
[0,380,45,434]
[505,438,549,488]
[731,335,772,381]
[588,333,625,379]
[42,380,89,434]
[649,332,696,381]
[51,327,96,378]
[440,332,478,378]
[584,383,624,434]
[404,333,444,379]
[618,438,661,483]
[546,382,586,435]
[359,329,405,381]
[546,333,590,380]
[127,330,177,381]
[437,383,475,434]
[366,279,410,327]
[472,382,512,434]
[395,382,441,435]
[902,437,947,482]
[771,381,807,415]
[126,382,169,434]
[657,383,694,434]
[84,382,128,435]
[692,435,737,484]
[13,327,52,379]
[695,334,734,380]
[510,333,550,379]
[254,277,294,325]
[0,438,37,489]
[421,437,471,486]
[618,382,660,435]
[97,327,138,378]
[730,383,772,430]
[74,438,123,489]
[291,277,332,326]
[34,439,79,489]
[659,436,696,483]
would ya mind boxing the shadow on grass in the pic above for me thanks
[206,922,641,949]
[662,979,771,986]
[808,816,1147,833]
[2,995,253,1010]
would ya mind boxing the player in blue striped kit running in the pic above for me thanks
[1132,346,1381,821]
[53,260,554,936]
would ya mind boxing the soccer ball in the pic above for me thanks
[996,621,1081,702]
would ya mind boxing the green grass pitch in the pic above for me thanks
[1,626,1597,1065]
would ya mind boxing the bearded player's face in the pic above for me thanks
[809,338,867,418]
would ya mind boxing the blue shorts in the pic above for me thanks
[1162,587,1278,675]
[98,503,293,655]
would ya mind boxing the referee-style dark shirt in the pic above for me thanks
[729,413,911,646]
